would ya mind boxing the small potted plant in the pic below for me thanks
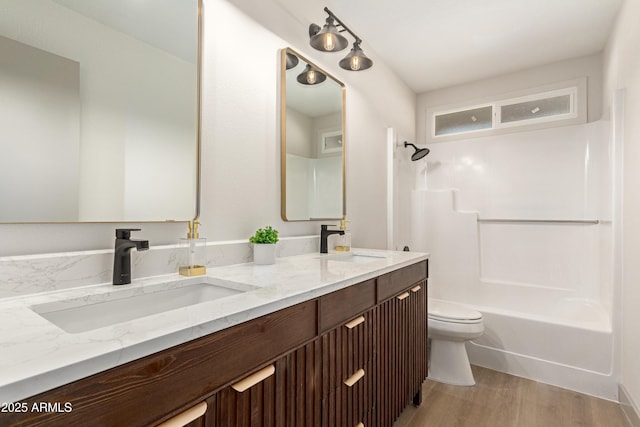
[249,225,279,265]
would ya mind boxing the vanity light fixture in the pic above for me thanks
[296,64,327,85]
[309,7,373,71]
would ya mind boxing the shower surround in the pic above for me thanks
[405,121,617,399]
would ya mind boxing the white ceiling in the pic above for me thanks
[323,0,623,92]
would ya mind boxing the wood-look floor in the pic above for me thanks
[394,365,630,427]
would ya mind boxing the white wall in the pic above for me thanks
[603,0,640,415]
[199,0,416,247]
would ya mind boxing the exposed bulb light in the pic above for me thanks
[309,15,348,52]
[307,70,317,84]
[350,55,360,71]
[338,41,373,71]
[324,33,335,51]
[296,64,327,85]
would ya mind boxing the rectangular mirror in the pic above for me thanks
[0,0,201,222]
[280,48,345,221]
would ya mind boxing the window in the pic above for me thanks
[434,105,493,136]
[430,81,583,140]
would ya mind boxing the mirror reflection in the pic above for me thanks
[0,0,200,223]
[281,48,345,221]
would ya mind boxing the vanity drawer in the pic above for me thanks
[320,279,376,333]
[377,261,428,302]
[321,360,375,427]
[320,309,375,397]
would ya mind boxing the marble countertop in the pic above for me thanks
[0,249,428,404]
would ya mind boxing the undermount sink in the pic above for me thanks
[30,277,257,334]
[320,252,391,264]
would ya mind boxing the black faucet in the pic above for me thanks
[320,224,344,254]
[113,228,149,285]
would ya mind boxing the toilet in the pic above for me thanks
[428,298,484,386]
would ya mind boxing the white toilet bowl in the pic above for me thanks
[428,299,484,386]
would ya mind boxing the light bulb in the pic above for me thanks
[307,70,317,84]
[350,56,361,71]
[324,34,334,51]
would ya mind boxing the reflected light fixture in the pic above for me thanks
[296,64,327,85]
[309,7,373,71]
[285,52,299,70]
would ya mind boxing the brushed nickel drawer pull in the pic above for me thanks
[411,285,422,293]
[397,292,410,300]
[345,316,365,329]
[157,401,207,427]
[232,364,276,392]
[344,368,365,387]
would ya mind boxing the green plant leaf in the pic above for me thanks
[249,225,279,244]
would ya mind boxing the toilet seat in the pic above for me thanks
[428,299,482,324]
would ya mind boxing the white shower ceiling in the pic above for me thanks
[323,0,623,92]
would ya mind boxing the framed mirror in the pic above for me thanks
[280,48,346,221]
[0,0,201,223]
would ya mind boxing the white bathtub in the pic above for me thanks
[455,293,616,400]
[412,187,617,400]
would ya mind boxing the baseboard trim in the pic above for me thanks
[620,384,640,427]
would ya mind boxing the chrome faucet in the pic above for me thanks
[113,228,149,285]
[320,224,344,254]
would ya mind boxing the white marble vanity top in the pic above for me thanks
[0,249,427,404]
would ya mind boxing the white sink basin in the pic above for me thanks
[320,252,391,264]
[30,277,257,334]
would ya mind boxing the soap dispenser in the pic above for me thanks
[179,220,207,276]
[335,218,351,252]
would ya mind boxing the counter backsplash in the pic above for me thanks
[0,235,320,299]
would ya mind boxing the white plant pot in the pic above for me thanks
[253,243,277,265]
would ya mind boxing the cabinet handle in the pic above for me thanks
[231,364,276,392]
[157,401,207,427]
[345,316,365,329]
[397,292,410,301]
[344,368,365,387]
[411,285,422,293]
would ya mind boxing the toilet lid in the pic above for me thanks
[428,299,482,322]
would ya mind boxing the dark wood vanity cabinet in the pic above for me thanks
[4,260,427,427]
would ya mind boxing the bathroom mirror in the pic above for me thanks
[280,48,346,221]
[0,0,201,222]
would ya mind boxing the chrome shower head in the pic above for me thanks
[404,141,429,161]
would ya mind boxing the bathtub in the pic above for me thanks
[412,187,617,400]
[453,291,616,400]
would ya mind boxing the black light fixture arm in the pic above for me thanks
[323,7,362,45]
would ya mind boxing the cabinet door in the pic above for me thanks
[377,280,428,427]
[207,340,320,427]
[407,281,428,404]
[377,291,411,427]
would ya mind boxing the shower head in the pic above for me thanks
[404,142,430,161]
